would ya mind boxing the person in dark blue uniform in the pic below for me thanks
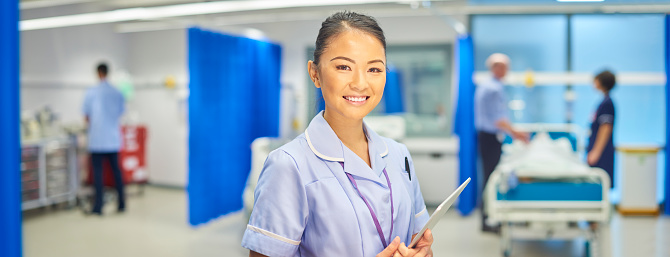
[587,70,616,188]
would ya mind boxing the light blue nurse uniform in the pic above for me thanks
[242,111,430,257]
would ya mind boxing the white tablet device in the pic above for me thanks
[408,177,471,248]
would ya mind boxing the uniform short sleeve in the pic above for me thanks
[82,90,92,116]
[241,149,308,257]
[401,145,429,234]
[597,100,615,125]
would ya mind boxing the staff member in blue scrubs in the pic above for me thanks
[242,11,433,257]
[83,63,126,215]
[587,70,616,188]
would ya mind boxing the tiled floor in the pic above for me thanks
[22,186,670,257]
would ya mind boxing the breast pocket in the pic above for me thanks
[387,162,417,241]
[303,178,362,255]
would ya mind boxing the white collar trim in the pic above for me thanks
[305,129,388,161]
[305,130,344,162]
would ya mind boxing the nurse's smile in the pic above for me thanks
[343,95,370,105]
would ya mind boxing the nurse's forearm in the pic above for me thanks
[590,124,613,157]
[249,251,268,257]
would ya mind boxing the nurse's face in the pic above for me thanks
[593,79,604,93]
[308,30,386,121]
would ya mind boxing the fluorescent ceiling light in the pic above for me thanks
[556,0,605,2]
[20,0,95,10]
[20,0,405,31]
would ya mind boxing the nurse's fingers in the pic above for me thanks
[398,242,430,257]
[376,237,401,257]
[397,242,410,256]
[415,247,429,257]
[422,229,434,244]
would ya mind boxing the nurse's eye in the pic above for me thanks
[368,67,384,73]
[336,65,351,71]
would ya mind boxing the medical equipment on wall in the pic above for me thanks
[485,132,611,257]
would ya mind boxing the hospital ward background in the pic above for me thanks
[1,0,670,256]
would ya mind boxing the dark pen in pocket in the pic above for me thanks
[405,157,411,181]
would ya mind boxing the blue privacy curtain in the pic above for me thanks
[188,27,281,226]
[453,34,477,216]
[665,15,670,215]
[384,66,405,113]
[0,0,22,256]
[316,88,326,113]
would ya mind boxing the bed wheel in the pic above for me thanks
[585,225,601,257]
[584,241,591,257]
[500,222,512,257]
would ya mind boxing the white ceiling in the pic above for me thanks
[20,0,215,9]
[19,0,670,32]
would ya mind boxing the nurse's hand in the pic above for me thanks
[376,237,401,257]
[587,150,601,166]
[394,229,434,257]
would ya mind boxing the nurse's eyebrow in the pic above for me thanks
[367,59,385,65]
[330,56,385,65]
[330,56,355,63]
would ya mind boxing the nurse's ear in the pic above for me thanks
[307,60,322,89]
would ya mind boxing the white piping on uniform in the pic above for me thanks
[379,140,388,157]
[415,207,427,218]
[247,225,301,246]
[364,123,389,158]
[305,130,344,162]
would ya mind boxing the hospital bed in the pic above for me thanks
[484,132,611,257]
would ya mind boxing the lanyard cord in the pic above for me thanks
[339,162,395,248]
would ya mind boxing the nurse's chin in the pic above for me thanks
[341,110,375,122]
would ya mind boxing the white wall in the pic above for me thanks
[126,29,189,187]
[21,24,129,87]
[21,22,129,125]
[21,10,466,187]
[130,88,188,186]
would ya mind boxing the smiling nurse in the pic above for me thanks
[242,11,433,257]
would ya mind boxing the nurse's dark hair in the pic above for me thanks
[595,70,616,92]
[97,62,108,76]
[312,11,386,66]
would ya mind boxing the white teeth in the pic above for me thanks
[345,96,366,102]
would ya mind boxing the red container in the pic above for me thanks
[86,125,148,187]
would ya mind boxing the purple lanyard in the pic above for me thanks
[339,162,394,248]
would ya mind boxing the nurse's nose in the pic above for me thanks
[349,68,369,91]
